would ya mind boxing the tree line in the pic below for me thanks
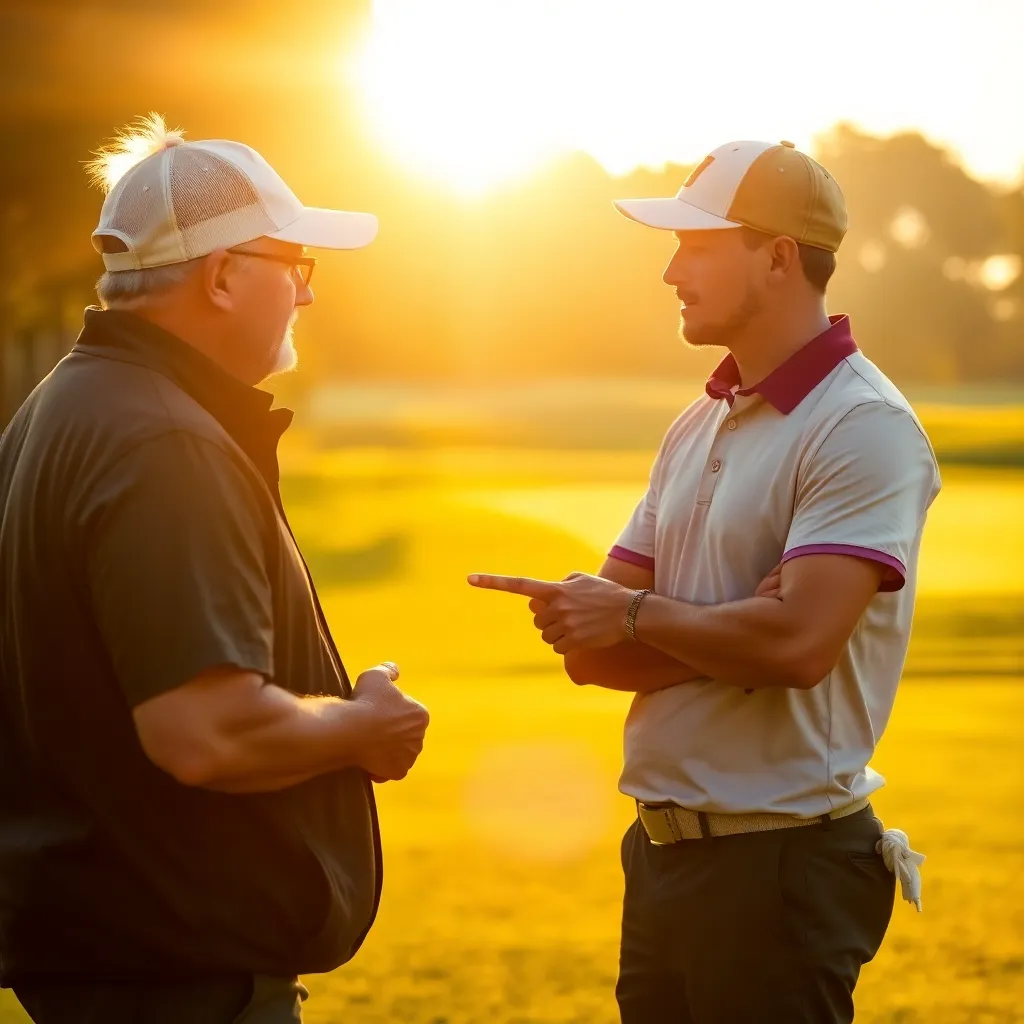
[2,3,1021,420]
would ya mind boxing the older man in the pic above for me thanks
[471,140,936,1024]
[0,115,429,1024]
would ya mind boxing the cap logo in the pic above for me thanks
[683,155,715,188]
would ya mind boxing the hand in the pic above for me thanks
[755,563,783,599]
[349,662,430,782]
[468,571,635,654]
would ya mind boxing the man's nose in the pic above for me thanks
[662,249,686,287]
[295,282,314,308]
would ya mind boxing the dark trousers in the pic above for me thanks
[13,974,308,1024]
[616,806,895,1024]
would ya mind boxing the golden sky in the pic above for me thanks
[353,0,1021,194]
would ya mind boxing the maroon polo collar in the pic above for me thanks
[705,315,858,414]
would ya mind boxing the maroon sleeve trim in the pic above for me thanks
[608,545,656,572]
[782,543,906,592]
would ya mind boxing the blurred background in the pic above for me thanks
[2,1,1022,1021]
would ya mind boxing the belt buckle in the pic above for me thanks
[639,802,684,845]
[656,806,685,844]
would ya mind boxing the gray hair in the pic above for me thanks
[95,258,204,309]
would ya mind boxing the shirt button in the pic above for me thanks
[727,419,737,431]
[711,459,722,473]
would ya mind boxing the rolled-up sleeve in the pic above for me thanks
[84,432,274,707]
[783,402,940,592]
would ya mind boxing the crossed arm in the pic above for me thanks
[472,552,885,693]
[556,557,702,692]
[630,553,883,690]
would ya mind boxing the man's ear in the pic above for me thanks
[200,250,238,312]
[767,236,801,284]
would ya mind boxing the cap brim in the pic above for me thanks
[613,197,741,232]
[268,207,378,250]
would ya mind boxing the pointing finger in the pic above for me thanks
[467,574,564,600]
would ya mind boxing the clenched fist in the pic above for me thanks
[349,662,429,782]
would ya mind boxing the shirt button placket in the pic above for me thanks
[696,454,723,504]
[697,412,735,504]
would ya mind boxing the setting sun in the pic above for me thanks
[354,0,1023,195]
[352,0,574,194]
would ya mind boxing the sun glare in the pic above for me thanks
[353,0,1024,195]
[352,0,817,195]
[353,1,569,194]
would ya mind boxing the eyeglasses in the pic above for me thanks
[227,248,317,287]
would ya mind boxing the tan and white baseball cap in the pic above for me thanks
[614,140,847,252]
[91,120,377,271]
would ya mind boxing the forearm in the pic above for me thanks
[187,686,368,792]
[563,641,706,693]
[633,593,817,690]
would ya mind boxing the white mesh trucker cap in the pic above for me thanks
[92,133,378,271]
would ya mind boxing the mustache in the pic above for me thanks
[675,289,699,305]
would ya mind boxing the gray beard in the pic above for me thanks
[270,316,299,375]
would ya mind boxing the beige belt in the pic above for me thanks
[638,795,872,844]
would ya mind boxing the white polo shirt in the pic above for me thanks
[611,316,941,817]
